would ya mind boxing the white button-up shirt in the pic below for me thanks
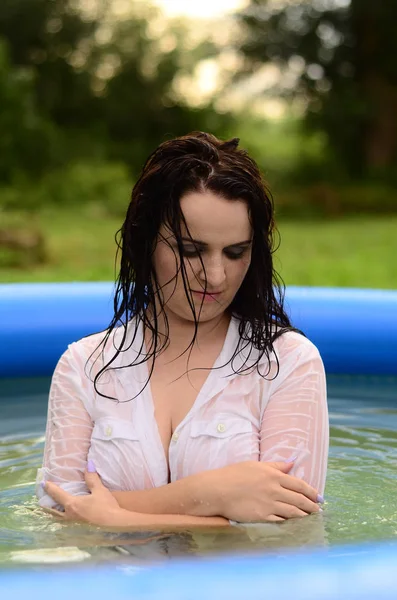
[36,316,329,508]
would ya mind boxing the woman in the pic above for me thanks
[37,132,328,529]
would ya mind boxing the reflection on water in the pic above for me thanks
[0,375,396,565]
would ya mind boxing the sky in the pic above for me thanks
[154,0,247,19]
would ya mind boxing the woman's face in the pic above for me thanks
[152,190,253,324]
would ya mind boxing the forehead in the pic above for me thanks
[178,190,251,243]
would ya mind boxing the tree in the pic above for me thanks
[0,0,102,127]
[235,0,397,178]
[99,16,233,174]
[0,39,58,182]
[0,0,234,179]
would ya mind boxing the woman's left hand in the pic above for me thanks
[42,466,124,527]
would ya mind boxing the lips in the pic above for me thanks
[191,290,222,296]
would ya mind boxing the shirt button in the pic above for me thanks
[172,432,179,442]
[105,426,112,437]
[217,423,226,433]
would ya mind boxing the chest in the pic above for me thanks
[148,347,222,457]
[89,350,264,489]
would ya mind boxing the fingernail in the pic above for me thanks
[87,459,96,473]
[285,455,298,463]
[317,494,325,504]
[41,481,46,489]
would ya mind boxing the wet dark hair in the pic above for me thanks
[90,131,299,400]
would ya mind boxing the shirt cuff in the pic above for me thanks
[36,467,89,510]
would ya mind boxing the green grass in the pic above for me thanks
[0,208,120,283]
[276,217,397,289]
[1,208,396,290]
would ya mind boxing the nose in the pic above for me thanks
[197,255,226,289]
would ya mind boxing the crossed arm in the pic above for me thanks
[38,339,328,527]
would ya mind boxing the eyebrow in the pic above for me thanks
[180,237,252,249]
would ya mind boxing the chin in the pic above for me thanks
[187,305,226,323]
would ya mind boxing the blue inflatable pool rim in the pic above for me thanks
[0,282,396,377]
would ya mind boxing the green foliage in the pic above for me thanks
[0,39,60,181]
[0,211,47,269]
[1,208,396,290]
[234,113,396,215]
[1,0,396,211]
[86,13,235,176]
[236,0,397,178]
[0,161,133,216]
[276,216,397,289]
[0,0,101,126]
[0,1,235,185]
[275,183,397,218]
[232,114,332,186]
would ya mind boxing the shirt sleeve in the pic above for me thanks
[259,333,329,496]
[36,344,94,509]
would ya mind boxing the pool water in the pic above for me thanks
[1,375,397,565]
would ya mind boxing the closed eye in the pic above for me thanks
[181,246,200,258]
[224,248,248,260]
[181,247,249,260]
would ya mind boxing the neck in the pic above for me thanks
[144,306,231,354]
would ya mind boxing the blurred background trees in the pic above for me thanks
[1,0,397,195]
[0,0,231,186]
[236,0,397,180]
[0,0,396,285]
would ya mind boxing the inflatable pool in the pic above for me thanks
[1,282,396,598]
[1,283,396,378]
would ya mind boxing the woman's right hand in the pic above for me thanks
[207,460,322,522]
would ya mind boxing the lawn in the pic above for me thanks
[1,209,396,290]
[276,216,397,289]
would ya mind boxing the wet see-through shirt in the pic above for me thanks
[36,316,329,510]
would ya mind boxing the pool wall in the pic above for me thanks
[3,542,397,600]
[1,282,397,377]
[1,282,397,598]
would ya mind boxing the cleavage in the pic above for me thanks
[149,364,211,461]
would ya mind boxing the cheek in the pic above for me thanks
[240,252,252,276]
[229,257,251,287]
[153,245,180,286]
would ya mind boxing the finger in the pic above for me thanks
[274,502,308,519]
[279,474,320,503]
[84,470,102,492]
[268,461,294,474]
[42,507,66,520]
[277,489,320,514]
[266,515,285,522]
[43,481,71,506]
